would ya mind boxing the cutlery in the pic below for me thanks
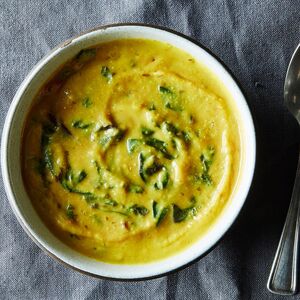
[268,43,300,295]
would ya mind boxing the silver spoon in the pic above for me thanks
[267,43,300,295]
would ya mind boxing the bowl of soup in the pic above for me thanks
[1,24,255,279]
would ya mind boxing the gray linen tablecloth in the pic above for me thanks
[1,1,300,299]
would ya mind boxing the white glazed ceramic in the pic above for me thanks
[1,24,256,280]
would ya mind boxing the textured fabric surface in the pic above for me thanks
[1,1,300,299]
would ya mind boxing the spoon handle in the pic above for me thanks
[267,152,300,295]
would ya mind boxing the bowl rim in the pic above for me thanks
[1,22,256,281]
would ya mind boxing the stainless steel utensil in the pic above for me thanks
[267,43,300,295]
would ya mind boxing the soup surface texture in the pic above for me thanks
[22,39,240,263]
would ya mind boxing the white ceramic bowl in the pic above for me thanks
[1,24,256,280]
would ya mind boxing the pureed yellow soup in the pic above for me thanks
[22,39,240,263]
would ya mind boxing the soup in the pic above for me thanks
[22,39,240,263]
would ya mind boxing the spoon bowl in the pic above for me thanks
[285,43,300,122]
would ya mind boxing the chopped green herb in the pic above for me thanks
[93,160,101,174]
[40,132,51,149]
[146,163,162,176]
[171,139,177,149]
[76,170,87,183]
[43,148,56,177]
[128,204,149,216]
[145,138,165,150]
[138,153,162,182]
[161,121,179,135]
[41,120,59,146]
[60,169,92,197]
[72,120,91,129]
[50,153,91,197]
[161,121,191,145]
[99,127,125,150]
[104,199,118,207]
[159,86,173,95]
[128,184,144,193]
[98,124,113,131]
[83,193,98,202]
[200,146,215,186]
[82,97,92,108]
[138,152,147,182]
[145,138,173,160]
[101,66,113,83]
[159,85,182,111]
[66,204,75,220]
[173,204,189,223]
[127,138,142,154]
[154,167,169,190]
[152,201,159,218]
[173,203,198,223]
[200,173,213,186]
[145,160,162,176]
[200,146,215,172]
[182,131,191,144]
[45,114,72,137]
[60,176,79,193]
[156,207,169,227]
[190,207,198,217]
[141,126,154,136]
[99,135,111,147]
[40,117,60,180]
[84,194,118,207]
[41,142,66,180]
[148,103,156,111]
[90,203,99,209]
